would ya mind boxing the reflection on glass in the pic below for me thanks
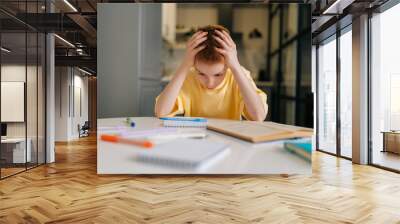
[339,29,352,158]
[371,4,400,171]
[317,37,337,154]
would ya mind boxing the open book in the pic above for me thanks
[206,118,313,143]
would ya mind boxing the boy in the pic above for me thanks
[155,25,267,121]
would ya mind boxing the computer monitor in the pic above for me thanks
[1,123,7,137]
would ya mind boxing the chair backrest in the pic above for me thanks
[82,121,90,129]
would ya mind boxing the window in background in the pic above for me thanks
[266,4,312,127]
[282,4,298,42]
[371,3,400,171]
[339,28,352,158]
[317,35,337,154]
[270,12,280,53]
[281,41,297,124]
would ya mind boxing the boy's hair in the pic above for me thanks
[195,24,230,63]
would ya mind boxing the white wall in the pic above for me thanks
[177,6,218,29]
[162,3,176,44]
[55,67,70,141]
[72,74,89,138]
[98,4,162,118]
[55,67,89,141]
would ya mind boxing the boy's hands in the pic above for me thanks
[180,31,208,70]
[214,30,241,70]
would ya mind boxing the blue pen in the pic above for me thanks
[159,117,207,122]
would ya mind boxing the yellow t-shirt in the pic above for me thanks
[157,66,268,120]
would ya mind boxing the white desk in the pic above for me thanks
[1,138,32,163]
[97,117,311,174]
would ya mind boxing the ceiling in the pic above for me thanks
[0,0,391,75]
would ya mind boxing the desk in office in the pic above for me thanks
[1,138,32,164]
[97,117,312,174]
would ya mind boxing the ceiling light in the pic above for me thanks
[322,0,354,15]
[54,34,75,48]
[63,0,78,12]
[78,67,93,76]
[1,47,11,53]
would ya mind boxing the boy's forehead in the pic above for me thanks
[195,61,226,75]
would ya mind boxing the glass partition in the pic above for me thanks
[317,35,337,154]
[0,1,46,179]
[1,30,28,177]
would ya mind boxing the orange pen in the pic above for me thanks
[100,134,154,148]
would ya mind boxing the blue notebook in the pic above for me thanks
[284,138,312,162]
[160,117,207,128]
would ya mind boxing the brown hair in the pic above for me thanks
[195,24,230,63]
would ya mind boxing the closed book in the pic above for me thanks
[284,139,312,162]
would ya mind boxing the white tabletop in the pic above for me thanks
[97,117,311,174]
[1,138,29,143]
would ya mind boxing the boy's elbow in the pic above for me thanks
[254,113,266,122]
[155,107,173,118]
[253,107,267,122]
[248,111,266,122]
[154,106,165,118]
[155,109,166,118]
[155,111,162,118]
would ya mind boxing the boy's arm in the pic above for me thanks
[154,65,189,117]
[230,65,267,121]
[214,30,267,121]
[155,31,208,117]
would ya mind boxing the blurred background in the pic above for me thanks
[160,4,312,128]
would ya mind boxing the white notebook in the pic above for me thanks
[135,139,230,171]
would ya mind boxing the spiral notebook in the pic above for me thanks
[135,139,229,171]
